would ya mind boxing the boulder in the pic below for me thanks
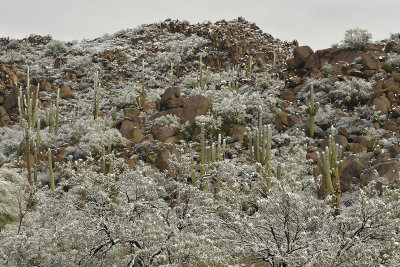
[286,46,314,70]
[320,134,348,150]
[124,107,140,118]
[274,112,289,131]
[305,48,364,70]
[59,85,72,100]
[180,95,211,126]
[372,96,390,115]
[158,86,181,110]
[382,120,399,132]
[280,90,296,102]
[3,86,19,111]
[131,128,145,144]
[339,156,363,192]
[119,120,135,139]
[155,145,180,172]
[361,159,399,186]
[151,126,175,142]
[361,52,381,70]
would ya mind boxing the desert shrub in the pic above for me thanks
[0,51,26,65]
[153,51,181,72]
[45,40,67,57]
[383,54,400,73]
[331,78,374,109]
[165,34,209,61]
[339,28,372,50]
[0,168,25,229]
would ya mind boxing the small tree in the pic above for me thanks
[339,28,372,50]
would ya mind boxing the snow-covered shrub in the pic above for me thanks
[331,78,374,109]
[0,51,26,65]
[65,55,102,80]
[0,127,23,159]
[339,28,372,50]
[254,72,284,90]
[69,118,127,157]
[299,78,334,105]
[165,34,209,61]
[44,40,67,57]
[115,84,140,108]
[153,51,181,72]
[0,168,25,229]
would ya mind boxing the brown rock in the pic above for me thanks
[180,95,211,126]
[360,139,374,152]
[382,120,399,132]
[3,86,19,111]
[0,62,19,85]
[384,85,400,94]
[361,52,381,70]
[155,145,179,172]
[320,134,348,150]
[385,41,397,53]
[0,96,4,104]
[137,96,156,112]
[167,97,186,109]
[131,128,145,144]
[392,72,400,83]
[293,46,314,65]
[280,90,296,102]
[231,125,247,141]
[59,85,72,100]
[274,112,289,131]
[372,96,390,114]
[305,48,364,70]
[158,87,181,110]
[119,120,135,139]
[54,57,67,69]
[151,126,175,142]
[340,156,362,192]
[0,114,10,127]
[287,114,300,127]
[361,159,399,186]
[42,81,52,92]
[0,106,6,117]
[288,76,302,87]
[124,108,140,118]
[337,127,349,138]
[349,143,368,153]
[389,144,400,157]
[384,77,395,89]
[391,106,400,118]
[287,46,314,70]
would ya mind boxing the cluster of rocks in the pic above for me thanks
[280,42,400,195]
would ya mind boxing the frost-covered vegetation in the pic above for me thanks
[1,20,400,266]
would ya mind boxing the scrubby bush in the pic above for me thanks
[331,78,374,109]
[339,28,372,50]
[0,168,25,229]
[45,40,67,57]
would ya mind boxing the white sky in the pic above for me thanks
[1,0,399,51]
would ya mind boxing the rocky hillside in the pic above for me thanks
[0,18,400,266]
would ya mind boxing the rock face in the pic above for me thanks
[286,46,314,70]
[305,48,364,70]
[2,86,19,111]
[361,52,381,70]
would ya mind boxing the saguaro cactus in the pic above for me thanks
[93,71,100,119]
[316,126,343,214]
[48,148,55,196]
[306,83,319,138]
